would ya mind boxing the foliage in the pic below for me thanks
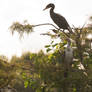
[0,58,17,88]
[10,21,33,38]
[1,16,91,92]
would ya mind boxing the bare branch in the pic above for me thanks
[10,22,71,38]
[40,33,51,36]
[32,23,59,30]
[32,23,70,38]
[80,22,87,34]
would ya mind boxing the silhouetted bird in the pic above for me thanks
[43,3,73,33]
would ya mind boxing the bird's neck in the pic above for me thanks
[50,7,54,13]
[67,42,71,48]
[66,42,71,51]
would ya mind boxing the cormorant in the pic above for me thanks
[43,3,73,33]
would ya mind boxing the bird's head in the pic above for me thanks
[43,3,55,10]
[66,38,71,46]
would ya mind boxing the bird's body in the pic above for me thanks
[63,39,73,77]
[64,45,73,68]
[50,9,70,30]
[44,3,72,33]
[64,39,73,69]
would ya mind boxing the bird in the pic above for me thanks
[63,38,73,77]
[43,3,73,33]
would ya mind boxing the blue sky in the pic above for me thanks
[0,0,92,59]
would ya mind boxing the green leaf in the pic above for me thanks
[22,73,26,79]
[51,41,54,44]
[24,81,29,88]
[36,88,42,92]
[46,48,52,52]
[45,45,51,48]
[73,88,76,92]
[52,43,58,48]
[63,40,67,45]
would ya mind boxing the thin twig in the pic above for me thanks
[80,22,86,34]
[74,23,87,65]
[40,33,51,36]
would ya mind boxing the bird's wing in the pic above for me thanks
[57,14,72,33]
[55,13,70,26]
[53,13,73,33]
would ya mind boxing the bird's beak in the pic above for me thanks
[43,7,48,11]
[43,8,46,11]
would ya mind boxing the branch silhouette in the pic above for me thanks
[10,22,70,38]
[32,23,70,37]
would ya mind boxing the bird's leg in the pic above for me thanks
[58,28,63,32]
[50,29,59,33]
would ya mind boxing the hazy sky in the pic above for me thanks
[0,0,92,59]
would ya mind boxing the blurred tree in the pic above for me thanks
[9,16,92,92]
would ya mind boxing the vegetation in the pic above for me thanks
[0,17,92,92]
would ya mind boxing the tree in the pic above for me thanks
[9,17,92,92]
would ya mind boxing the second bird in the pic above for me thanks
[43,3,73,33]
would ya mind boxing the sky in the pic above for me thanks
[0,0,92,59]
